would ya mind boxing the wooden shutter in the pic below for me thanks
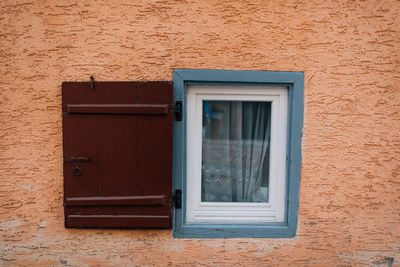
[62,81,173,228]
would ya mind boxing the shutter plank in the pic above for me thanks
[67,104,168,115]
[137,82,173,199]
[65,195,167,206]
[66,215,170,228]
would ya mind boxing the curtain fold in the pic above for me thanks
[201,101,271,202]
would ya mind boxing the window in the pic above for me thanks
[186,85,287,223]
[173,69,304,238]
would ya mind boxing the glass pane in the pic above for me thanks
[201,100,271,203]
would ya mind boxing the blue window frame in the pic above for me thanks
[172,69,304,238]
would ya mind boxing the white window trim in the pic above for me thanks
[186,85,288,223]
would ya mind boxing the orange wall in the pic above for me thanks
[1,0,399,266]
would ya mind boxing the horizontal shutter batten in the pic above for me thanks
[67,104,169,115]
[65,195,168,207]
[66,215,170,228]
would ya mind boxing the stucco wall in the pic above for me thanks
[1,0,399,266]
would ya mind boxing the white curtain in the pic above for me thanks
[201,101,271,202]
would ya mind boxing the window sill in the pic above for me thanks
[173,222,296,238]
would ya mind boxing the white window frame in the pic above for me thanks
[186,85,288,223]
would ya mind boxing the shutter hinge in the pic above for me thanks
[175,101,182,121]
[173,189,182,209]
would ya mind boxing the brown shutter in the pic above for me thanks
[62,81,173,228]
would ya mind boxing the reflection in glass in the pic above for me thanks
[201,101,271,202]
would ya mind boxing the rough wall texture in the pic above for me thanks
[1,0,399,266]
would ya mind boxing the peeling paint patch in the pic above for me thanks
[373,257,394,267]
[38,221,47,228]
[0,219,23,230]
[19,184,37,191]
